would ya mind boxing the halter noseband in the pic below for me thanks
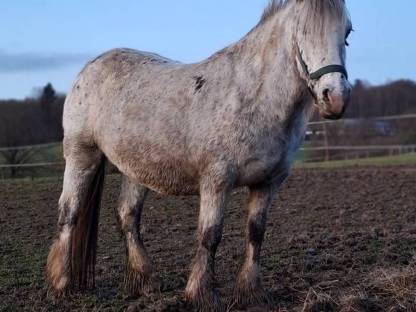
[296,45,348,82]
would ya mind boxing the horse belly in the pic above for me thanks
[107,145,199,195]
[132,161,199,195]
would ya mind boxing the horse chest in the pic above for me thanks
[237,133,304,186]
[238,157,280,186]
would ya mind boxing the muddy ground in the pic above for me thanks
[1,167,416,311]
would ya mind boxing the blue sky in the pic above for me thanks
[0,0,415,99]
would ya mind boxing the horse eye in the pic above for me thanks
[345,28,353,46]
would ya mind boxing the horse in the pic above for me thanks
[46,0,352,310]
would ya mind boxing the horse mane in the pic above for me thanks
[259,0,348,28]
[259,0,285,24]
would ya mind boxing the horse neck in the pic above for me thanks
[211,14,313,125]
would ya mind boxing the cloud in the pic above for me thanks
[0,50,92,73]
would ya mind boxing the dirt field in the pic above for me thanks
[1,167,416,311]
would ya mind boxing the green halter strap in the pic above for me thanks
[296,45,348,81]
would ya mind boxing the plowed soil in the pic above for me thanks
[1,167,415,311]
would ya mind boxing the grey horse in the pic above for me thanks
[47,0,352,310]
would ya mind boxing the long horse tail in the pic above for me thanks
[71,156,106,290]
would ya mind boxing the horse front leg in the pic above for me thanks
[234,177,286,308]
[116,176,154,298]
[185,175,232,312]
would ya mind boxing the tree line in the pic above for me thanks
[0,83,64,148]
[0,84,64,176]
[345,79,416,118]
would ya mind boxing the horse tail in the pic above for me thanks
[71,156,106,290]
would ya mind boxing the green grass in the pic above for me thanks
[32,144,63,163]
[294,153,416,169]
[0,240,46,289]
[0,143,63,165]
[0,144,64,179]
[1,142,415,181]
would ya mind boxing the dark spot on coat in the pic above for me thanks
[248,219,265,246]
[248,218,266,262]
[200,224,223,253]
[193,76,206,93]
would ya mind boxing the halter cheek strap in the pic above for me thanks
[296,45,348,81]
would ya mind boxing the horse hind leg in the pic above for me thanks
[46,142,105,296]
[116,176,154,298]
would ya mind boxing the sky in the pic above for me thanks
[0,0,415,99]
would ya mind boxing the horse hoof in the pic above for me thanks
[185,288,226,312]
[232,284,275,310]
[124,269,157,299]
[125,304,139,312]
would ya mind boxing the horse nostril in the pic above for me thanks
[322,88,330,101]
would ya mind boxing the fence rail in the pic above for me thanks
[300,145,416,151]
[1,144,414,174]
[0,162,64,169]
[0,142,61,152]
[307,113,416,126]
[0,114,415,177]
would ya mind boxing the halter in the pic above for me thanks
[296,45,348,82]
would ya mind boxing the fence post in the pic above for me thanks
[323,123,330,162]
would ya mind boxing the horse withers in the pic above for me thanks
[46,0,352,310]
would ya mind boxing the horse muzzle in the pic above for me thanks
[318,87,351,120]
